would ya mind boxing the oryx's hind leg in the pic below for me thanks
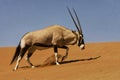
[25,47,36,68]
[60,46,69,62]
[14,46,29,71]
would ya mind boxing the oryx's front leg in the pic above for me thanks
[53,45,60,65]
[60,46,69,62]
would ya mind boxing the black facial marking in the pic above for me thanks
[78,36,84,46]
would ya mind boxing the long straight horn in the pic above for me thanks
[67,7,80,33]
[73,8,83,34]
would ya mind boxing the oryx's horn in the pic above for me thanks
[67,7,80,33]
[73,8,83,34]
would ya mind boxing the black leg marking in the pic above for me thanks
[14,46,29,71]
[54,45,58,52]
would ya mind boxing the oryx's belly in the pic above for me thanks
[34,46,51,50]
[31,43,53,50]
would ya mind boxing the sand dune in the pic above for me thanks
[0,42,120,80]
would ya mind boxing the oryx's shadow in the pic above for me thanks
[60,56,101,64]
[20,56,101,69]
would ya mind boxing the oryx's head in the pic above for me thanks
[67,7,85,50]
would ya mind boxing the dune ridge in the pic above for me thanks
[0,42,120,80]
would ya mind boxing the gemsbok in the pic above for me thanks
[10,7,85,71]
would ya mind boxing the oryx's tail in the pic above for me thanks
[10,42,21,65]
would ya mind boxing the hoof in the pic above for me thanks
[32,66,35,68]
[56,62,60,65]
[12,69,17,71]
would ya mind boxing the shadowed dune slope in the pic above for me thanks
[0,42,120,80]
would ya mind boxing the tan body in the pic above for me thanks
[22,25,77,48]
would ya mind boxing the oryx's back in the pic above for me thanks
[22,25,76,46]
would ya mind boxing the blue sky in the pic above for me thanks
[0,0,120,46]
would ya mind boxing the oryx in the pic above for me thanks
[10,7,85,71]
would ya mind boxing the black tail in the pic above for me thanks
[10,42,21,65]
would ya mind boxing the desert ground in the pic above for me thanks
[0,42,120,80]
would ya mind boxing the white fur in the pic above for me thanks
[80,44,85,49]
[14,56,21,71]
[55,53,60,65]
[32,66,35,68]
[21,39,25,48]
